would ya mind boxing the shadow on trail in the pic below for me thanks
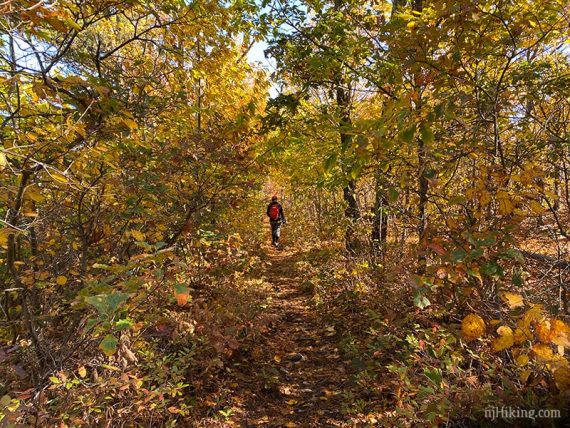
[229,245,354,427]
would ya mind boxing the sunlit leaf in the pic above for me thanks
[500,292,524,309]
[461,314,485,342]
[492,326,514,352]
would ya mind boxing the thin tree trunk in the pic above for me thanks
[412,0,427,274]
[372,173,388,251]
[343,179,359,254]
[333,0,360,254]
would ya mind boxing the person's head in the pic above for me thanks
[271,195,278,202]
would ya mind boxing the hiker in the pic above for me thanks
[267,195,286,247]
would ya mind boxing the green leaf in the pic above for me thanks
[324,153,337,172]
[387,187,399,203]
[451,248,467,262]
[423,367,443,388]
[400,125,416,143]
[99,334,118,356]
[500,249,524,263]
[64,18,82,31]
[413,290,431,309]
[0,395,12,407]
[86,293,129,319]
[512,270,524,287]
[349,162,363,179]
[480,261,499,276]
[115,318,134,331]
[420,123,435,144]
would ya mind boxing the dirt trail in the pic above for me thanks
[213,245,353,427]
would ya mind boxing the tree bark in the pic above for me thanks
[336,81,360,254]
[372,174,388,251]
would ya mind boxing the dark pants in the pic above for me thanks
[270,220,281,245]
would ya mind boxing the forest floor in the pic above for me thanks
[195,244,361,427]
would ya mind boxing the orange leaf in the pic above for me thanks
[174,284,190,307]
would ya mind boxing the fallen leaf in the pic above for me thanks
[500,292,524,309]
[532,343,554,361]
[492,326,514,352]
[78,366,87,378]
[554,367,570,391]
[516,354,529,366]
[461,314,485,342]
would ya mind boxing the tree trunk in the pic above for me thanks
[412,0,427,274]
[372,173,388,251]
[336,82,360,254]
[343,179,360,254]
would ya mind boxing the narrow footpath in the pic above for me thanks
[200,245,355,427]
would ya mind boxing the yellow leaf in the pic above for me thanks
[516,354,529,366]
[130,230,145,242]
[529,200,544,214]
[285,399,297,405]
[554,367,570,391]
[551,320,570,347]
[285,423,297,428]
[25,132,38,142]
[51,172,68,184]
[537,319,570,347]
[519,368,531,384]
[0,229,11,248]
[492,326,514,352]
[64,18,82,31]
[497,326,513,335]
[536,319,553,343]
[532,343,554,361]
[56,276,68,285]
[123,118,138,130]
[407,21,416,29]
[514,327,531,345]
[497,191,513,215]
[0,152,6,170]
[78,366,87,378]
[461,314,485,342]
[500,292,524,309]
[273,355,281,363]
[519,305,544,330]
[480,191,492,206]
[26,187,44,202]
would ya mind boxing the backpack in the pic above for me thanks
[269,204,280,221]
